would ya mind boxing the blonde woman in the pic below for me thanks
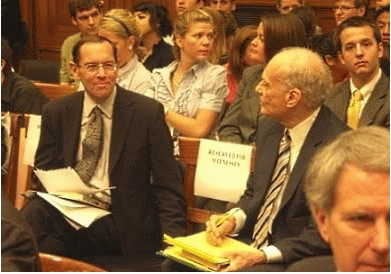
[148,9,227,150]
[98,9,152,94]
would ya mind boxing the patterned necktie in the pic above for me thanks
[251,129,291,249]
[74,106,104,186]
[347,90,363,129]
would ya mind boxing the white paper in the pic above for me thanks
[34,167,97,195]
[23,114,41,165]
[194,139,253,203]
[37,192,111,228]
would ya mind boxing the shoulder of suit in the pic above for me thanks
[116,86,162,109]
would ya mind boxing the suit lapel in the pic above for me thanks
[359,74,388,126]
[336,84,351,122]
[280,107,328,210]
[109,88,135,175]
[64,93,83,167]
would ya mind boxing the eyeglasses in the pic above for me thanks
[78,62,117,74]
[333,5,357,11]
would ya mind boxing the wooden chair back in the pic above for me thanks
[2,113,32,209]
[34,82,76,100]
[178,137,256,232]
[39,253,107,272]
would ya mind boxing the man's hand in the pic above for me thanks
[205,214,236,246]
[220,250,267,272]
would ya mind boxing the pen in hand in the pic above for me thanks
[215,208,240,227]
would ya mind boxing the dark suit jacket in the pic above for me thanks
[236,106,348,264]
[34,86,187,259]
[286,256,336,271]
[218,64,264,144]
[1,193,41,271]
[325,72,390,128]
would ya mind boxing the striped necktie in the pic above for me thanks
[347,90,363,129]
[74,106,104,186]
[251,129,291,249]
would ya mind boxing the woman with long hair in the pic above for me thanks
[147,9,227,151]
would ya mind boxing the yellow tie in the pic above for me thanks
[347,90,363,129]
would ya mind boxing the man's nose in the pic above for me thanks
[370,218,390,254]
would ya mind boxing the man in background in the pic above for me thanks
[60,0,103,84]
[326,16,389,128]
[176,0,204,16]
[277,0,304,14]
[289,126,389,271]
[333,0,368,25]
[209,0,236,12]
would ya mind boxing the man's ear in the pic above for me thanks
[231,2,237,11]
[69,61,80,80]
[71,17,78,27]
[176,35,183,49]
[314,207,330,243]
[357,6,366,17]
[128,36,137,52]
[378,41,384,59]
[325,55,336,67]
[286,88,301,108]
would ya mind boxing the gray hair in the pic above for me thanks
[265,47,333,109]
[305,126,390,214]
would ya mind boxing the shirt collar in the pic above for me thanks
[117,55,137,81]
[83,86,116,119]
[288,107,321,149]
[349,68,382,100]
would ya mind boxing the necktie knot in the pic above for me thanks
[353,90,363,101]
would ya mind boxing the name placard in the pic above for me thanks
[194,139,253,203]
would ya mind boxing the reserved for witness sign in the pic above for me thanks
[194,139,253,203]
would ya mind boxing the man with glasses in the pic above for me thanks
[60,0,103,84]
[333,0,368,25]
[22,36,187,271]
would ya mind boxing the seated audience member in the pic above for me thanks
[1,125,41,271]
[218,13,307,144]
[148,9,227,149]
[209,0,236,13]
[220,11,239,64]
[225,25,260,105]
[1,39,48,114]
[176,0,205,16]
[333,0,368,25]
[312,31,349,85]
[60,0,103,84]
[97,9,152,94]
[133,2,175,72]
[325,17,389,128]
[21,36,186,271]
[276,0,304,14]
[375,5,390,76]
[169,48,348,272]
[288,126,389,272]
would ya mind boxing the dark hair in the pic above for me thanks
[262,13,307,62]
[312,30,339,59]
[229,25,257,81]
[222,11,238,39]
[72,35,117,65]
[1,38,13,77]
[291,6,317,40]
[132,1,173,37]
[68,0,103,18]
[375,5,390,21]
[334,16,382,51]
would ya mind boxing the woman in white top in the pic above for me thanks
[148,9,227,142]
[98,9,152,94]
